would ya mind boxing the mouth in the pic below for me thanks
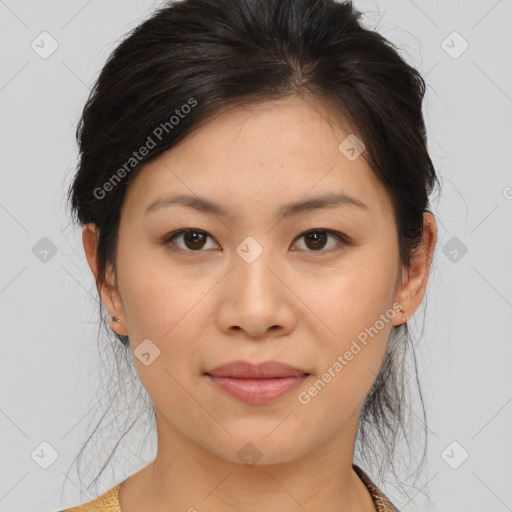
[204,360,310,404]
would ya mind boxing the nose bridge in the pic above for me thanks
[233,234,280,298]
[215,233,296,337]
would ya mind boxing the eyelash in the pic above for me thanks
[162,228,351,255]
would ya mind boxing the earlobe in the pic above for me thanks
[109,311,128,336]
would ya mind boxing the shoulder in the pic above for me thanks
[59,482,122,512]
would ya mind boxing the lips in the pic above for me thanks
[205,360,309,379]
[204,360,310,404]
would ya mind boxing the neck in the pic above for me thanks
[118,411,376,512]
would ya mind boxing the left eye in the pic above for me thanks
[163,228,349,253]
[292,229,349,252]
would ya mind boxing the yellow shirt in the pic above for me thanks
[60,464,399,511]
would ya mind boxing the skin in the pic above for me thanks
[83,95,437,512]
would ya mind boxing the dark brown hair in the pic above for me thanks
[64,0,439,499]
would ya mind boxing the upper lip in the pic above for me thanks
[205,360,310,379]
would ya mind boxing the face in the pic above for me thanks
[85,95,434,466]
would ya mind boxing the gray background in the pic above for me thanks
[1,1,511,511]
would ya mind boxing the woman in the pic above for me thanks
[60,0,438,510]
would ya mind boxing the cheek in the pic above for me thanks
[299,245,398,385]
[121,267,205,409]
[116,249,208,366]
[305,244,398,330]
[298,280,396,426]
[116,246,188,333]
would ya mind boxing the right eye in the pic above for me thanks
[163,228,220,252]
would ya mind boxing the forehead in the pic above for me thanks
[121,96,393,222]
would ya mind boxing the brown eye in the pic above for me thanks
[304,231,328,250]
[293,229,349,252]
[183,230,207,249]
[164,228,349,254]
[165,229,218,252]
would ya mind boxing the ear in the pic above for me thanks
[82,223,128,336]
[392,212,437,326]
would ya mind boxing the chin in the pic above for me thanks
[198,429,308,467]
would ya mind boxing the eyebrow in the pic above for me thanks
[144,192,368,218]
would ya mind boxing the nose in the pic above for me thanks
[215,250,297,340]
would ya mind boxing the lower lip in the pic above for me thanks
[206,374,309,404]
